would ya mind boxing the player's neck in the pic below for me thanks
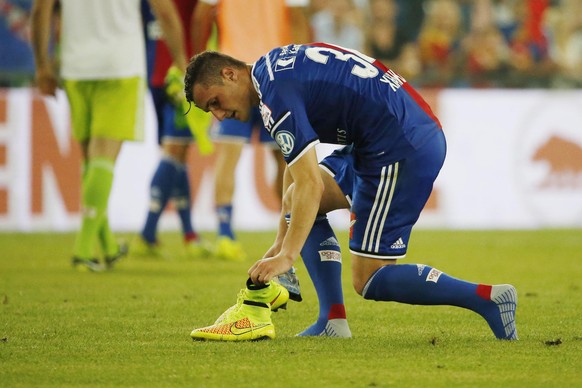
[246,64,260,106]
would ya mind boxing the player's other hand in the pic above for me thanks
[164,65,185,107]
[35,67,57,97]
[248,255,293,285]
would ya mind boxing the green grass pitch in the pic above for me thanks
[1,229,581,386]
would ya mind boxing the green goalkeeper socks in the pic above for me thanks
[73,158,114,259]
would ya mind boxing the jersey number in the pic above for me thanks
[305,46,379,79]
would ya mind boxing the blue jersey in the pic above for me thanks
[251,43,442,172]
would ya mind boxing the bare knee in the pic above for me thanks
[351,255,397,296]
[162,142,189,164]
[352,276,368,296]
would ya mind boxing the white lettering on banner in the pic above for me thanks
[2,88,582,231]
[0,88,282,231]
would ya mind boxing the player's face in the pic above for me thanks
[192,68,252,122]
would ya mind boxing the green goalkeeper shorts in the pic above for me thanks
[63,77,145,142]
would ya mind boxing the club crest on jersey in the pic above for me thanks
[275,57,296,72]
[275,131,295,156]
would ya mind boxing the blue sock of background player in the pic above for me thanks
[217,204,235,240]
[363,264,517,339]
[174,165,199,243]
[295,215,351,338]
[141,157,179,244]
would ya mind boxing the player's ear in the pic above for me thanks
[221,67,236,82]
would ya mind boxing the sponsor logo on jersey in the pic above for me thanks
[319,250,342,263]
[275,57,296,72]
[416,264,426,276]
[425,268,442,283]
[275,131,295,157]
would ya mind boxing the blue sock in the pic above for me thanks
[216,204,234,239]
[297,215,348,337]
[362,264,506,337]
[141,157,178,243]
[173,164,195,240]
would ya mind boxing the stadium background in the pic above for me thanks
[0,0,581,232]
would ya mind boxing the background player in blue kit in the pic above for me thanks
[185,43,518,341]
[135,0,211,259]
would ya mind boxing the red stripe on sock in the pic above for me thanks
[327,304,347,320]
[184,232,199,243]
[476,284,492,300]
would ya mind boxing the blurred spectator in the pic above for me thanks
[311,0,365,52]
[364,0,421,80]
[495,0,555,87]
[365,0,402,63]
[0,0,34,86]
[462,24,510,87]
[416,0,464,87]
[0,0,578,90]
[545,0,582,88]
[458,0,510,87]
[395,0,426,43]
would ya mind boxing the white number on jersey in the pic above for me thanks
[305,46,379,79]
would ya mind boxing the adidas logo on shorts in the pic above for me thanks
[390,238,406,249]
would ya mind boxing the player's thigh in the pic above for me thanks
[150,86,166,145]
[349,144,444,260]
[214,115,253,143]
[63,80,91,142]
[92,77,146,141]
[351,253,396,295]
[160,102,193,162]
[319,145,355,213]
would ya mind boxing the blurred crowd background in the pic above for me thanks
[1,0,581,89]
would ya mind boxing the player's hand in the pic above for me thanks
[35,66,57,97]
[248,255,293,285]
[262,242,282,259]
[164,65,185,107]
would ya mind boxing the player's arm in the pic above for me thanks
[148,0,187,72]
[191,1,216,54]
[249,146,323,284]
[262,166,294,258]
[30,0,58,96]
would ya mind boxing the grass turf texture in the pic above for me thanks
[1,229,581,386]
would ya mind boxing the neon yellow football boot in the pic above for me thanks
[184,238,212,259]
[215,236,247,262]
[130,236,163,258]
[190,281,288,341]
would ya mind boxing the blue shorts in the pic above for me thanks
[215,106,276,145]
[151,86,193,145]
[319,132,446,259]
